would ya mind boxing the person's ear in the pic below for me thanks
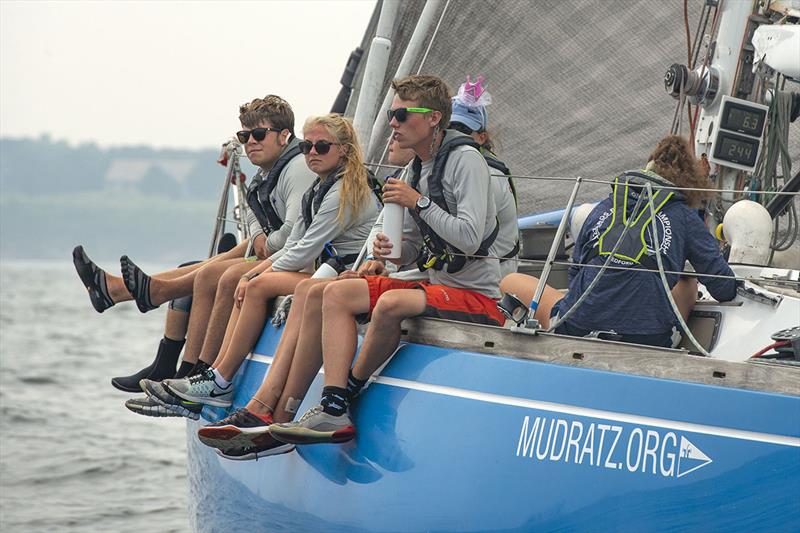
[429,110,442,128]
[280,129,290,146]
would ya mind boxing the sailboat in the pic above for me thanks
[189,1,800,531]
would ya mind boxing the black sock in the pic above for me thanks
[110,336,183,393]
[147,337,185,380]
[346,371,368,399]
[175,360,195,379]
[320,386,350,417]
[188,360,211,378]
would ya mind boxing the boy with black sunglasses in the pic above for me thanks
[269,75,503,445]
[105,95,316,416]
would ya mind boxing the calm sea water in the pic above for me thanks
[1,260,189,532]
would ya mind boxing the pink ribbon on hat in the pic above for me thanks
[456,75,492,107]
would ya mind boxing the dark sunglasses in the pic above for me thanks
[449,122,475,135]
[386,107,433,123]
[299,140,340,155]
[236,127,282,143]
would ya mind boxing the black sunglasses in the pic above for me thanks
[385,106,434,123]
[449,122,475,135]
[299,140,340,155]
[236,127,282,143]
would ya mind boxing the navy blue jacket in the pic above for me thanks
[555,183,736,335]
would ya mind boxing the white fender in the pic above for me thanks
[569,202,597,240]
[723,200,773,264]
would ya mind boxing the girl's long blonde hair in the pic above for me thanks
[303,114,371,224]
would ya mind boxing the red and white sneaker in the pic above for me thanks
[197,408,273,452]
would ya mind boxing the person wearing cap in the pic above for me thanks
[449,76,520,277]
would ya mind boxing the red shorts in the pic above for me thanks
[363,276,504,326]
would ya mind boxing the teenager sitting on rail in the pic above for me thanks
[140,114,381,413]
[500,134,736,348]
[448,75,519,278]
[264,74,504,445]
[74,96,316,399]
[194,139,416,460]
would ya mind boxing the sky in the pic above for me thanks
[0,0,377,150]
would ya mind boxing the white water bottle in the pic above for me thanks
[311,260,339,279]
[382,203,404,259]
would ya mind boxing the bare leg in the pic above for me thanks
[193,261,261,365]
[671,276,698,322]
[319,279,372,388]
[164,307,190,341]
[136,242,249,306]
[499,273,563,329]
[214,271,310,381]
[179,258,253,365]
[246,279,333,421]
[351,289,426,381]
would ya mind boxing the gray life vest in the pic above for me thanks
[245,139,303,234]
[408,131,499,273]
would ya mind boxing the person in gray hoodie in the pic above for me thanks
[75,96,317,398]
[269,74,505,446]
[142,113,381,410]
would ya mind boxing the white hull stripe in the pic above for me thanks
[247,353,800,447]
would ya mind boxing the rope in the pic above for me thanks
[415,250,800,287]
[755,90,794,198]
[645,182,710,356]
[416,0,451,75]
[363,163,800,197]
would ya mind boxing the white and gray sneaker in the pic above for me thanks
[269,405,356,445]
[163,369,233,407]
[125,395,201,420]
[139,379,203,419]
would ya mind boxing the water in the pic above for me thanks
[0,260,189,532]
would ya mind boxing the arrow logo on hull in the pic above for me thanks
[677,436,713,478]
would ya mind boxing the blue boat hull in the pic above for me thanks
[187,323,800,532]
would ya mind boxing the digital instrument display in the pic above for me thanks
[712,132,759,167]
[708,96,768,172]
[719,101,766,136]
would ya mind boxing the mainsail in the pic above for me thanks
[346,0,799,217]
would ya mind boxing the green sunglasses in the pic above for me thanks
[386,107,434,123]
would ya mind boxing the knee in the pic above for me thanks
[307,282,326,305]
[500,273,532,298]
[322,281,352,313]
[293,278,316,299]
[217,269,243,296]
[194,265,222,295]
[371,292,407,321]
[243,273,270,298]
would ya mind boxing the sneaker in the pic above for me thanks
[197,408,273,452]
[162,369,233,407]
[140,379,203,420]
[125,395,184,418]
[214,434,295,461]
[269,405,356,445]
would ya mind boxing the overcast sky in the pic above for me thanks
[0,0,376,149]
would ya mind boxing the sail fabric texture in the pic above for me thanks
[349,0,799,216]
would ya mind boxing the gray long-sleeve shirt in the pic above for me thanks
[489,168,520,278]
[246,142,318,253]
[397,142,501,298]
[270,177,381,272]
